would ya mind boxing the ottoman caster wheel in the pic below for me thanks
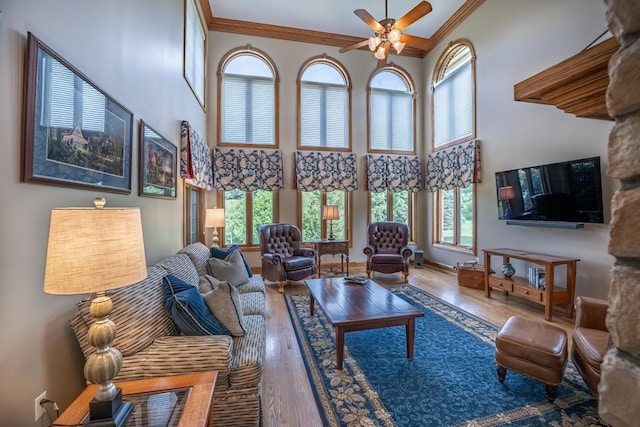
[545,384,558,403]
[497,365,506,384]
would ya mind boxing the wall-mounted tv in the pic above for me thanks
[495,156,604,224]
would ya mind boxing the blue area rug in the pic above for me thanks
[285,284,607,427]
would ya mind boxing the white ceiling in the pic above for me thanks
[208,0,467,41]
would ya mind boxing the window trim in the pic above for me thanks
[216,44,280,148]
[296,55,352,152]
[184,182,206,246]
[216,189,280,250]
[296,190,353,246]
[367,63,417,155]
[432,186,476,255]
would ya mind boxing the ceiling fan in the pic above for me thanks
[339,0,434,65]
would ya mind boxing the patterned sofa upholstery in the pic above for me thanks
[69,242,266,427]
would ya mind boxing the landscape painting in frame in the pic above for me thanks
[22,32,133,193]
[139,120,177,199]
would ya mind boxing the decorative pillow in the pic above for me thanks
[198,275,221,294]
[162,275,229,336]
[206,250,249,286]
[211,245,253,277]
[202,281,246,336]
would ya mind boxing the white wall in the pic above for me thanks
[421,0,615,299]
[206,32,425,267]
[0,0,205,424]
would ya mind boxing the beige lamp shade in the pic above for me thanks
[44,205,147,295]
[205,208,226,228]
[322,205,340,221]
[498,186,516,201]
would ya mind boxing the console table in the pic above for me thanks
[483,248,579,322]
[53,371,217,427]
[314,239,349,278]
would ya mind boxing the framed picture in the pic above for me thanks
[22,32,133,193]
[139,120,177,199]
[184,0,206,110]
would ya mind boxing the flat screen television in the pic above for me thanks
[495,156,604,224]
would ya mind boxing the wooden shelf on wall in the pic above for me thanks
[514,37,619,121]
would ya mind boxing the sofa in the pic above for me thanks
[69,242,266,427]
[571,295,611,397]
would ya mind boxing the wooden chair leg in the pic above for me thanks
[366,270,371,278]
[403,271,409,282]
[277,281,285,294]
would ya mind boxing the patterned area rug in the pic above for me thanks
[285,284,607,427]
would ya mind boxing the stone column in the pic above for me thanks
[600,0,640,426]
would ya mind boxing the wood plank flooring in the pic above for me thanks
[260,265,577,427]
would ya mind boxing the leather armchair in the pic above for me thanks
[363,222,412,282]
[258,223,316,293]
[571,296,610,397]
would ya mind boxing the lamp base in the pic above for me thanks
[89,388,133,426]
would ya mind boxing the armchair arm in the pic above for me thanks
[294,248,316,258]
[400,246,413,260]
[575,296,609,331]
[363,245,375,257]
[262,252,283,265]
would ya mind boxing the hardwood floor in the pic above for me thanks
[260,265,577,427]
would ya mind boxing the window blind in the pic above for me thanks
[370,88,413,151]
[433,58,472,147]
[221,74,274,144]
[300,82,348,148]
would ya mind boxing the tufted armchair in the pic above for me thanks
[258,223,317,293]
[363,222,412,282]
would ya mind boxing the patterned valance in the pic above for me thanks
[366,154,422,193]
[425,140,481,191]
[294,151,358,192]
[180,121,214,190]
[213,148,283,191]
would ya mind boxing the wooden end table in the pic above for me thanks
[305,277,423,370]
[313,239,349,278]
[53,371,217,427]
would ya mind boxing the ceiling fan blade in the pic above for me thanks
[400,33,434,51]
[354,9,384,32]
[394,1,433,31]
[339,39,370,54]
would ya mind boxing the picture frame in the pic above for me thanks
[184,0,207,110]
[139,120,177,199]
[22,32,133,194]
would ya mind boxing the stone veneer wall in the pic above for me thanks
[599,0,640,425]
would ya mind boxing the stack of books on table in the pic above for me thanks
[528,267,546,290]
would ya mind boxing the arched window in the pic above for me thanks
[368,66,415,153]
[218,46,278,146]
[431,40,477,253]
[298,56,351,150]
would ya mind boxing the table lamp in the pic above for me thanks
[43,198,147,426]
[206,208,226,248]
[498,186,516,219]
[322,205,339,240]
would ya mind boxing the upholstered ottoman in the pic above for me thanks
[495,316,568,402]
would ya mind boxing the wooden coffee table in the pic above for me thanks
[305,277,424,370]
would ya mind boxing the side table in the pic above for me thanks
[313,239,349,278]
[53,371,217,427]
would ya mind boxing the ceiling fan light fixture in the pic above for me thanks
[374,44,387,60]
[393,41,405,54]
[388,28,401,43]
[368,36,381,51]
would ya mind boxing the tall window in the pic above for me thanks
[221,189,277,246]
[432,40,476,253]
[218,47,278,146]
[299,191,349,243]
[368,66,415,153]
[184,183,205,245]
[298,57,351,150]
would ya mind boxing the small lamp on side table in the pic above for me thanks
[498,186,516,219]
[206,208,226,248]
[322,205,339,241]
[43,197,147,426]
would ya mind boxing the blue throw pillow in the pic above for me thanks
[162,275,230,336]
[210,245,253,277]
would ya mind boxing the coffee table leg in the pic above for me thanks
[336,327,344,370]
[310,294,315,315]
[406,318,416,359]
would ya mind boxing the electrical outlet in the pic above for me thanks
[34,390,47,422]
